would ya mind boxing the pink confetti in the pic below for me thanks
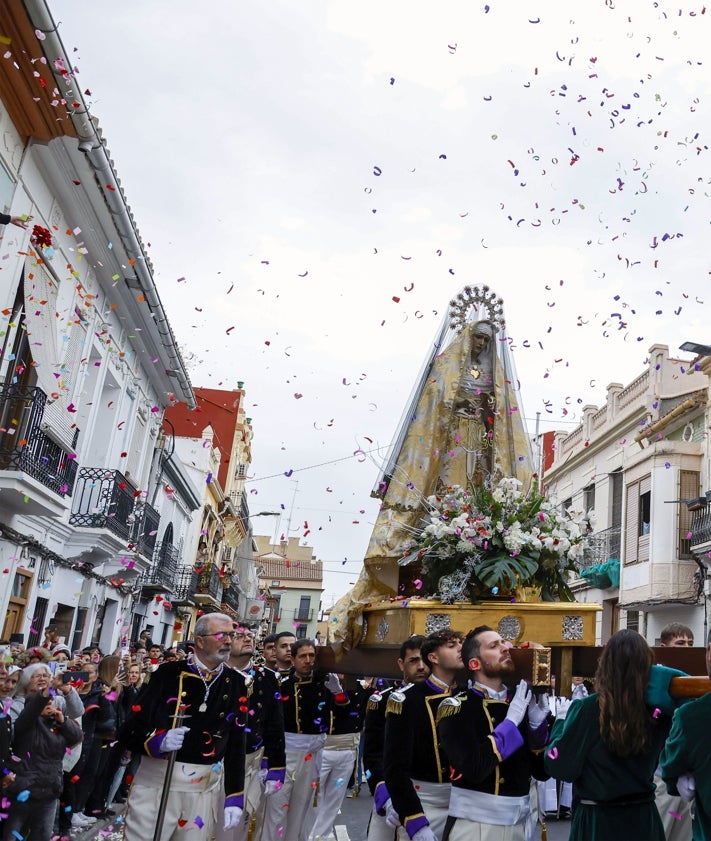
[413,579,423,590]
[668,811,683,821]
[547,747,558,759]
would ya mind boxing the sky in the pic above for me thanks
[50,0,711,607]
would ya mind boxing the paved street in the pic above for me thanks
[76,788,572,840]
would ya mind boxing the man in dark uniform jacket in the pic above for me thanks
[384,629,463,841]
[363,635,427,841]
[437,625,550,841]
[119,613,247,841]
[264,638,351,841]
[216,622,285,841]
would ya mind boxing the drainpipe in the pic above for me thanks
[22,0,196,411]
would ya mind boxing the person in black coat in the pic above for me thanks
[2,687,82,841]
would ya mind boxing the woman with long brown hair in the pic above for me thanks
[544,629,670,840]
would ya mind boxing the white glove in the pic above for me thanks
[571,683,589,700]
[159,725,190,752]
[527,693,549,729]
[223,806,243,830]
[506,680,532,727]
[324,673,343,694]
[385,800,401,828]
[258,767,268,784]
[411,827,438,841]
[676,773,696,802]
[556,698,572,720]
[264,779,281,795]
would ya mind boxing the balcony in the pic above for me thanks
[131,499,160,558]
[193,562,223,607]
[222,583,240,614]
[293,608,314,622]
[172,567,197,604]
[140,541,180,594]
[580,525,622,569]
[69,467,160,565]
[0,385,78,515]
[690,498,711,561]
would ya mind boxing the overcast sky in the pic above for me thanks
[51,0,711,607]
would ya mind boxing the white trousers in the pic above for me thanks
[123,757,221,841]
[655,775,693,841]
[307,735,359,840]
[214,748,264,841]
[395,780,450,841]
[367,805,397,841]
[446,821,527,841]
[262,733,326,841]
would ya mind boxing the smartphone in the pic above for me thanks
[135,652,144,663]
[63,670,90,684]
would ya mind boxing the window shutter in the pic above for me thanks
[678,470,700,558]
[640,475,651,496]
[625,480,639,564]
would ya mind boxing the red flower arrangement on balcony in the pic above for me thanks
[31,224,53,248]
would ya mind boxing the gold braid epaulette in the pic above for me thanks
[385,689,407,716]
[435,695,463,725]
[366,689,387,712]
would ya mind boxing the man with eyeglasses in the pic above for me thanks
[215,623,285,841]
[436,626,550,841]
[119,612,247,841]
[383,629,464,841]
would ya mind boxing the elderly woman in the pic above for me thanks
[10,662,84,724]
[2,681,82,841]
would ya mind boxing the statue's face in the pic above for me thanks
[471,332,490,354]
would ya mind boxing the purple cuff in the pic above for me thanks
[224,794,244,810]
[404,815,429,839]
[526,718,549,750]
[492,718,524,761]
[374,781,389,813]
[146,732,167,758]
[266,767,285,783]
[260,757,269,770]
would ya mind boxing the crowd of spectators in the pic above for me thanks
[0,624,190,840]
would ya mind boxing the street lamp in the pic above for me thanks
[680,341,711,356]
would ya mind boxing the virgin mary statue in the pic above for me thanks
[330,286,534,650]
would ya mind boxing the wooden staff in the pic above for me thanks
[153,701,189,841]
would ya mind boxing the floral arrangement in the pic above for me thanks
[399,478,596,603]
[31,225,53,248]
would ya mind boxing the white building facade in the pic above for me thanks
[0,3,195,653]
[543,344,709,645]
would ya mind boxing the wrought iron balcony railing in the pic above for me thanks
[580,525,622,570]
[194,562,222,602]
[293,608,314,622]
[140,541,181,591]
[690,501,711,553]
[0,385,78,497]
[172,567,197,603]
[70,467,160,553]
[222,583,240,612]
[132,499,160,558]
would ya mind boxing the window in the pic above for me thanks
[583,484,596,513]
[560,497,572,517]
[271,580,281,588]
[295,624,307,640]
[625,476,651,563]
[297,595,311,621]
[679,470,700,558]
[626,609,640,632]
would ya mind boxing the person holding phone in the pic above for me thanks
[1,680,82,841]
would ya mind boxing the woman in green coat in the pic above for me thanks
[544,629,671,841]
